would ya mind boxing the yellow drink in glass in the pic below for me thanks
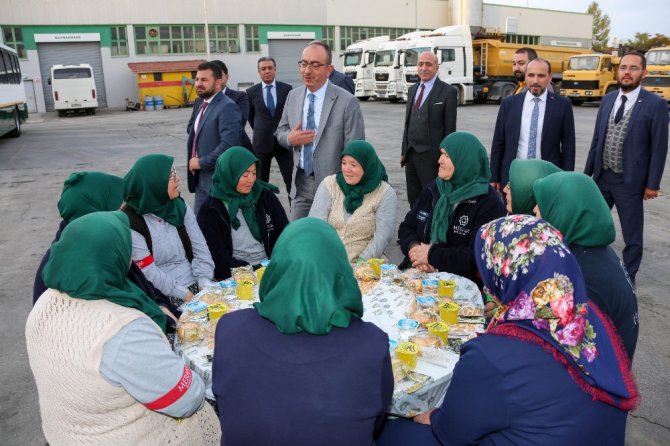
[427,321,450,342]
[368,258,384,278]
[396,342,420,369]
[256,266,266,284]
[440,302,460,325]
[236,279,254,300]
[438,280,457,298]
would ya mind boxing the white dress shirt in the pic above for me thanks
[611,85,641,119]
[262,80,278,109]
[517,89,548,160]
[414,75,437,110]
[300,80,329,169]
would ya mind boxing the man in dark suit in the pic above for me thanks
[585,51,669,283]
[490,58,575,192]
[401,51,458,205]
[247,57,294,193]
[213,60,253,152]
[187,61,242,214]
[329,69,355,95]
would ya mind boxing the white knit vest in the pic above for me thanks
[25,289,220,445]
[325,175,390,261]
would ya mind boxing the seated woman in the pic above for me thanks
[309,140,397,261]
[212,218,393,446]
[378,215,639,446]
[197,146,288,280]
[502,159,561,214]
[123,154,215,307]
[533,171,639,360]
[26,211,220,445]
[32,171,177,325]
[398,132,505,288]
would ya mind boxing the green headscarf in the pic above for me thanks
[430,132,491,244]
[254,217,363,335]
[533,172,615,248]
[42,211,167,332]
[123,154,186,227]
[335,140,388,214]
[57,171,124,222]
[210,146,278,242]
[508,159,562,215]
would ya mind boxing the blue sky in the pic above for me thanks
[487,0,669,42]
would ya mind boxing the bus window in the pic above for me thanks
[53,67,92,79]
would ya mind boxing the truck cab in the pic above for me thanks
[50,64,98,116]
[373,32,429,102]
[643,46,670,104]
[342,35,390,100]
[560,54,619,105]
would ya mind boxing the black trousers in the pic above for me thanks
[257,142,294,195]
[405,147,439,206]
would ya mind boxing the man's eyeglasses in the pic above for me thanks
[619,66,642,73]
[298,60,329,69]
[169,168,178,181]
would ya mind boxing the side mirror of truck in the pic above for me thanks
[47,77,51,85]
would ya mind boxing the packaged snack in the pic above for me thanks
[422,279,439,295]
[218,279,237,297]
[380,263,398,282]
[197,289,225,306]
[231,265,257,285]
[410,296,439,327]
[459,305,484,317]
[410,333,442,348]
[184,300,209,319]
[177,322,203,344]
[397,318,419,342]
[354,263,378,282]
[368,258,385,278]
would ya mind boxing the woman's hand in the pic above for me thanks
[484,301,499,319]
[409,243,432,268]
[413,408,435,425]
[160,306,178,324]
[184,291,195,302]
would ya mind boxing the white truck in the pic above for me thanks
[373,31,430,102]
[342,35,390,100]
[50,64,98,116]
[401,25,474,105]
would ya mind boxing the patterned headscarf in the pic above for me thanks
[476,215,639,410]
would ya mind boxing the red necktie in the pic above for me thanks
[414,83,425,112]
[191,101,209,158]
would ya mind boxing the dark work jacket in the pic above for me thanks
[571,244,639,361]
[33,220,178,330]
[398,182,506,289]
[196,190,289,280]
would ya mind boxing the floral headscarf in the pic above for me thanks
[476,215,639,410]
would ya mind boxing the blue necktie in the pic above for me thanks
[527,97,540,159]
[303,93,316,176]
[265,84,275,117]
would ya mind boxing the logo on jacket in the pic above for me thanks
[459,215,469,226]
[266,214,274,232]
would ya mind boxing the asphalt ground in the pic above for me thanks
[1,100,668,445]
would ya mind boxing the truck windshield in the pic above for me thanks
[568,56,600,71]
[53,68,92,79]
[404,47,431,66]
[344,52,362,67]
[647,50,670,65]
[374,50,396,67]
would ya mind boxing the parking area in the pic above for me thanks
[1,100,669,445]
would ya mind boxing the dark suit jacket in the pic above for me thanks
[490,91,575,186]
[329,70,355,95]
[585,88,669,192]
[224,88,253,151]
[247,80,293,154]
[186,92,242,193]
[401,77,458,157]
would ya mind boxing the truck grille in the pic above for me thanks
[346,72,357,80]
[375,73,389,81]
[375,83,388,97]
[562,80,600,90]
[405,74,419,83]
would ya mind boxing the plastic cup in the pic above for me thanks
[440,302,460,325]
[427,321,450,343]
[236,279,254,300]
[208,303,227,323]
[397,318,420,343]
[368,258,384,278]
[438,280,457,298]
[396,342,420,369]
[256,266,266,284]
[422,279,439,295]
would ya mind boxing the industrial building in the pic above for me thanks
[1,0,592,113]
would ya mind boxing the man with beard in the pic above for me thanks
[401,51,458,206]
[585,51,669,284]
[186,61,242,214]
[490,58,575,193]
[512,47,555,95]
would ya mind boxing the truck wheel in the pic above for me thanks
[8,108,21,137]
[389,97,400,103]
[358,96,370,102]
[57,110,65,117]
[570,98,584,106]
[500,84,515,102]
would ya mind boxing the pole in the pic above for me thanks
[204,0,211,60]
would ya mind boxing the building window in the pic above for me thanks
[110,26,128,57]
[339,26,416,50]
[321,26,335,51]
[2,27,26,59]
[245,25,260,53]
[209,25,240,53]
[134,24,211,55]
[504,34,539,45]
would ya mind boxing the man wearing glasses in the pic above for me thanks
[585,51,669,285]
[276,40,365,220]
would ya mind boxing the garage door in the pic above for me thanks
[37,42,108,111]
[268,39,312,88]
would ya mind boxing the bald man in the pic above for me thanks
[401,52,458,205]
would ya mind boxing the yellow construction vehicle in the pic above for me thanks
[560,54,620,105]
[643,46,670,104]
